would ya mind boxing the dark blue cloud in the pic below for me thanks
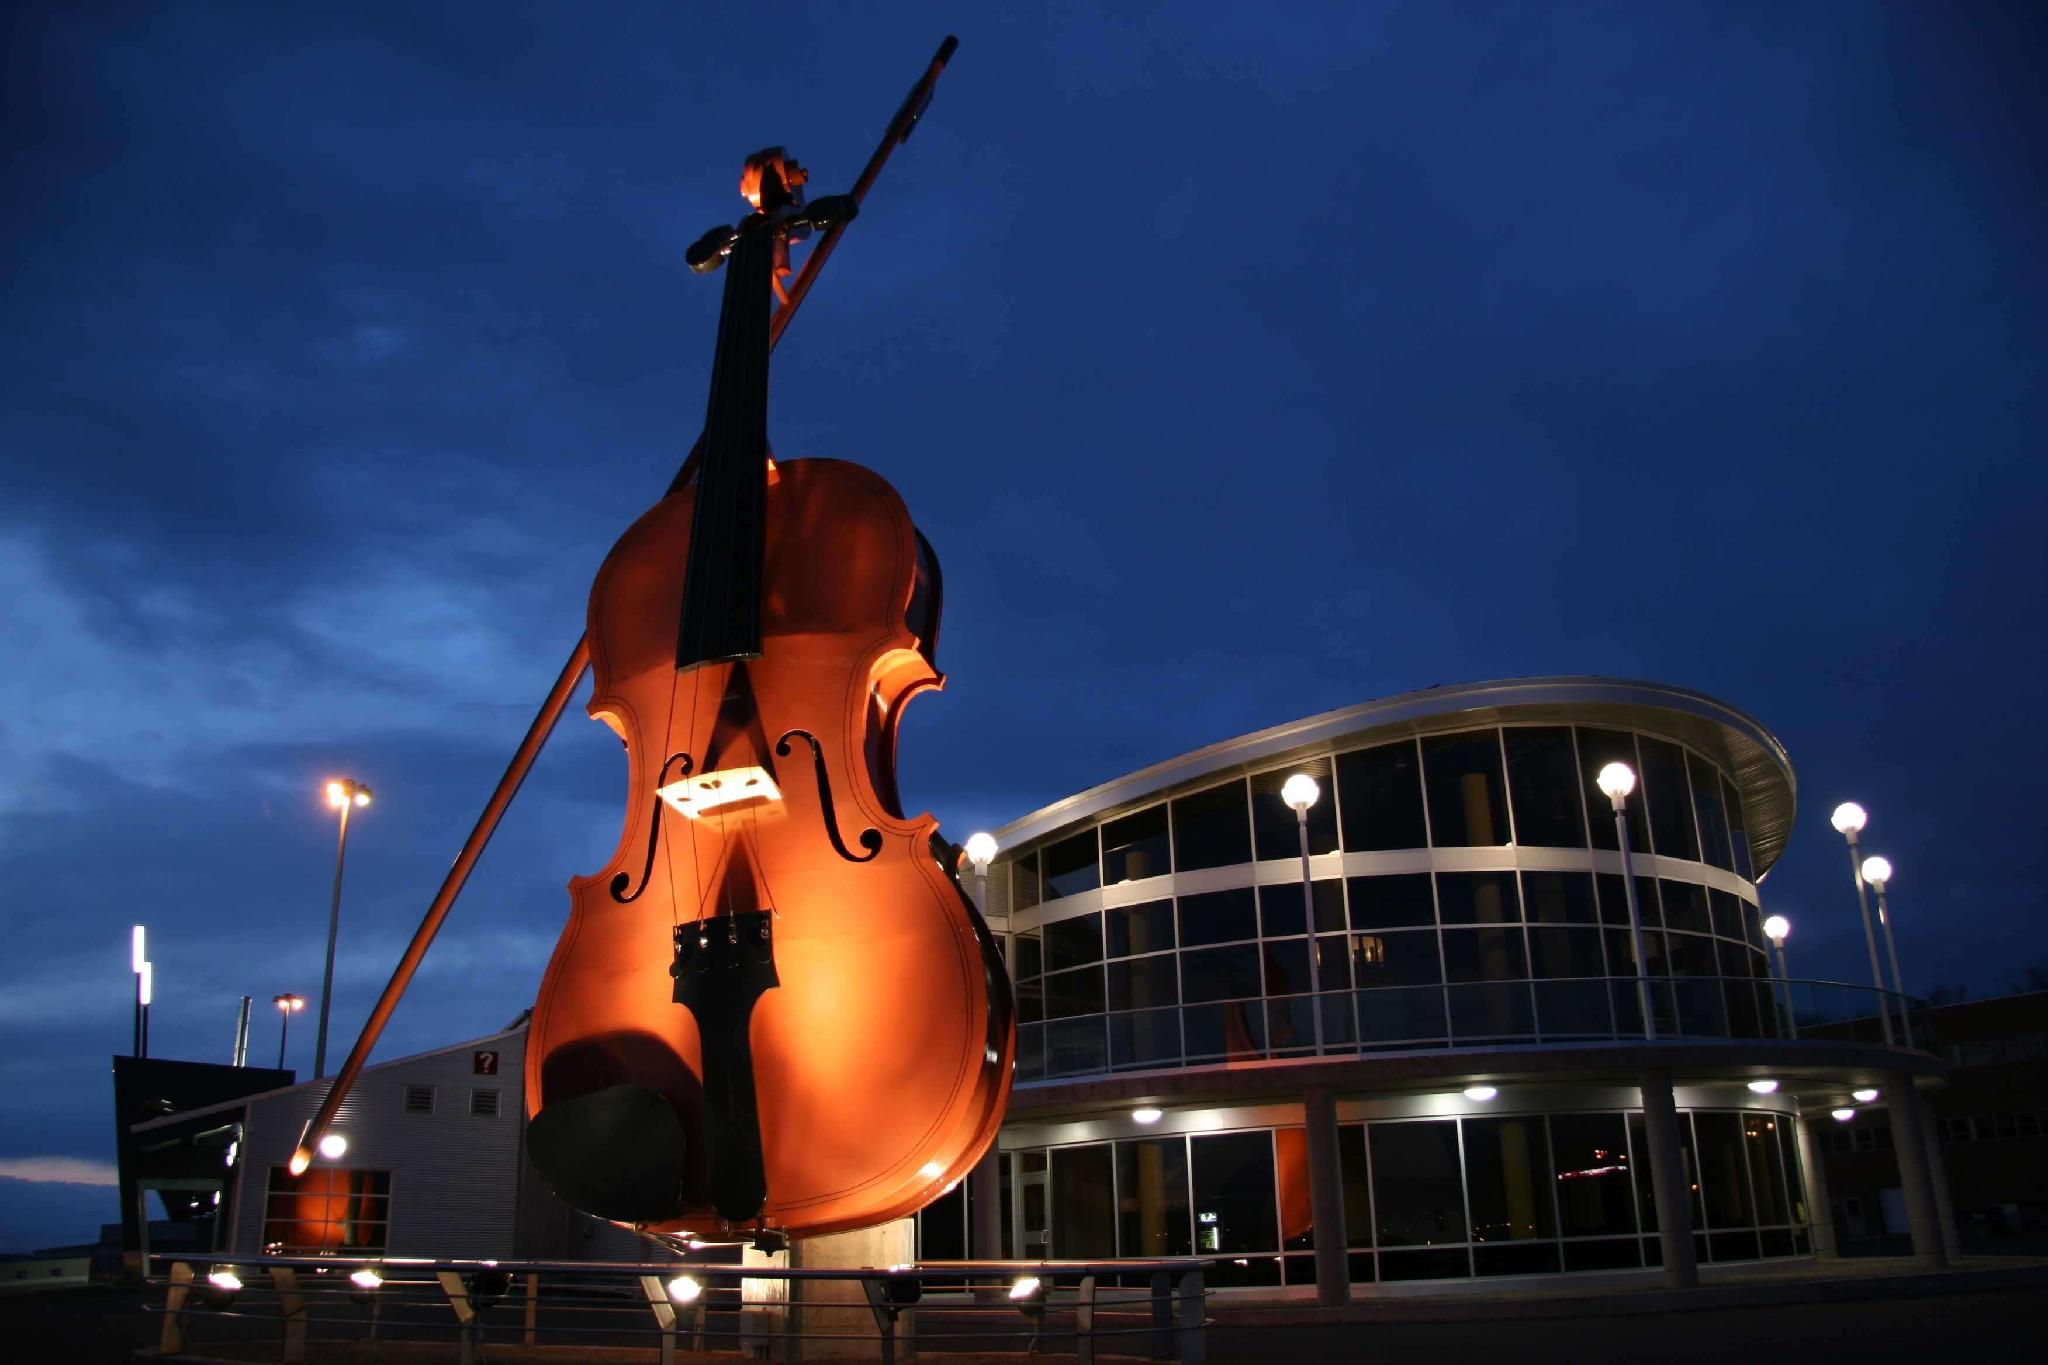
[3,1,2044,1248]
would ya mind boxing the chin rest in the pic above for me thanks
[527,1084,690,1223]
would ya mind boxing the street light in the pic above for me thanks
[1860,856,1914,1048]
[315,778,372,1079]
[1596,762,1657,1041]
[964,832,998,914]
[1763,914,1796,1038]
[1281,774,1326,1054]
[131,925,147,1056]
[138,960,154,1059]
[1830,802,1895,1046]
[273,993,305,1069]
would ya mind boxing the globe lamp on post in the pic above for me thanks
[1762,915,1796,1038]
[964,832,998,915]
[315,778,372,1079]
[273,993,305,1070]
[1281,774,1327,1054]
[1830,802,1895,1046]
[1859,856,1915,1048]
[1596,762,1657,1041]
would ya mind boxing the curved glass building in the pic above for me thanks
[916,678,1949,1292]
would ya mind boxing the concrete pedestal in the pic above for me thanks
[969,1149,1003,1261]
[787,1218,917,1360]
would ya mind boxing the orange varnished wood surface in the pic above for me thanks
[526,458,1013,1239]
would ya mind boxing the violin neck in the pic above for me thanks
[676,218,777,671]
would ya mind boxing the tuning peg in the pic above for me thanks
[686,224,738,273]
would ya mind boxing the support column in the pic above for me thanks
[1303,1085,1350,1307]
[1913,1085,1962,1263]
[1884,1072,1946,1267]
[970,1147,1003,1261]
[1794,1111,1837,1260]
[1639,1069,1698,1288]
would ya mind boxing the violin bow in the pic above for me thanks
[291,35,961,1174]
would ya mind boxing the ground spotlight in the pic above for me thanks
[666,1274,702,1305]
[193,1266,244,1310]
[349,1266,383,1305]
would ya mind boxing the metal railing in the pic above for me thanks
[1020,976,1929,1080]
[152,1252,1209,1364]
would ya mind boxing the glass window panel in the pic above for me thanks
[1335,740,1427,851]
[1017,1023,1044,1078]
[1191,1131,1279,1254]
[1740,899,1765,950]
[1117,1137,1192,1257]
[1442,927,1529,983]
[1778,1119,1807,1226]
[1015,932,1042,981]
[1171,780,1252,872]
[1102,805,1170,885]
[1422,730,1511,847]
[1692,1112,1756,1230]
[1352,929,1443,988]
[1658,880,1711,934]
[1379,1247,1471,1281]
[1596,873,1661,929]
[1369,1121,1467,1246]
[1527,925,1606,979]
[1357,984,1450,1045]
[1182,1000,1266,1061]
[1043,966,1105,1019]
[1339,1125,1372,1248]
[1012,849,1041,911]
[1109,1008,1182,1070]
[1043,912,1102,971]
[1257,880,1345,937]
[1707,889,1742,940]
[1106,900,1175,958]
[1045,1017,1106,1075]
[1689,754,1734,871]
[1180,944,1262,1003]
[1745,1114,1790,1224]
[1346,873,1437,929]
[1666,932,1717,978]
[1549,1113,1638,1238]
[1534,978,1613,1036]
[1436,872,1521,925]
[1179,888,1258,947]
[1637,737,1700,861]
[1562,1238,1642,1272]
[1051,1144,1116,1257]
[1041,829,1100,899]
[1276,1128,1314,1249]
[1448,981,1535,1039]
[1464,1116,1557,1247]
[1016,976,1043,1026]
[1251,760,1339,861]
[1503,726,1587,848]
[1628,1111,1704,1230]
[1576,728,1649,852]
[1106,954,1178,1012]
[1723,778,1754,880]
[1523,871,1598,924]
[1262,939,1311,999]
[1313,934,1352,990]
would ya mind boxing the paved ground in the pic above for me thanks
[4,1260,2046,1363]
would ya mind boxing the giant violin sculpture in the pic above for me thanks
[522,147,1013,1242]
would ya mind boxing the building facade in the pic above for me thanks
[916,677,1952,1291]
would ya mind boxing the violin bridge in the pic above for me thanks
[658,765,782,820]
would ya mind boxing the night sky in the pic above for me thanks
[3,3,2044,1251]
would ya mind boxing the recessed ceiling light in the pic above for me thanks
[1746,1079,1779,1094]
[1851,1087,1880,1103]
[1132,1107,1163,1124]
[1463,1085,1498,1102]
[1831,1108,1856,1123]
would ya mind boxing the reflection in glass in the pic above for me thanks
[1180,944,1262,1003]
[1659,880,1711,934]
[1117,1138,1191,1256]
[1436,872,1521,925]
[1465,1115,1558,1274]
[1108,1008,1181,1069]
[1596,873,1662,930]
[1042,829,1100,900]
[1723,777,1754,880]
[1106,954,1177,1012]
[1044,912,1103,971]
[1550,1113,1638,1238]
[1352,929,1443,987]
[1370,1121,1467,1246]
[1045,1018,1107,1076]
[1258,880,1346,937]
[1171,780,1252,871]
[1576,729,1648,853]
[1043,966,1105,1019]
[1707,888,1742,940]
[1628,1110,1704,1230]
[1745,1114,1790,1225]
[1335,740,1427,851]
[1692,1112,1755,1231]
[1689,753,1734,871]
[1448,981,1535,1039]
[1102,805,1171,885]
[1051,1144,1116,1257]
[1191,1131,1279,1253]
[1275,1128,1313,1247]
[1422,730,1511,847]
[1012,849,1041,911]
[1107,900,1175,957]
[1637,738,1700,861]
[1527,925,1606,979]
[1442,927,1529,982]
[1504,727,1587,848]
[1523,871,1599,924]
[1339,1125,1372,1247]
[1252,761,1339,861]
[1346,873,1437,929]
[1179,888,1258,947]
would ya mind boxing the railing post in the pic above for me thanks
[1076,1273,1097,1365]
[1149,1269,1173,1360]
[524,1271,539,1347]
[1176,1266,1205,1365]
[640,1274,679,1365]
[435,1270,478,1365]
[859,1277,899,1365]
[268,1266,307,1365]
[159,1260,191,1357]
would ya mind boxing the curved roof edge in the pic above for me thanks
[992,676,1797,877]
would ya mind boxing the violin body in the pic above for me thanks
[524,455,1013,1240]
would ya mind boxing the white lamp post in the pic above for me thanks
[964,832,998,915]
[1830,803,1895,1046]
[138,959,154,1058]
[130,925,147,1056]
[1860,856,1914,1048]
[315,778,373,1079]
[1762,914,1796,1038]
[273,992,305,1070]
[1281,774,1327,1054]
[1597,762,1657,1041]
